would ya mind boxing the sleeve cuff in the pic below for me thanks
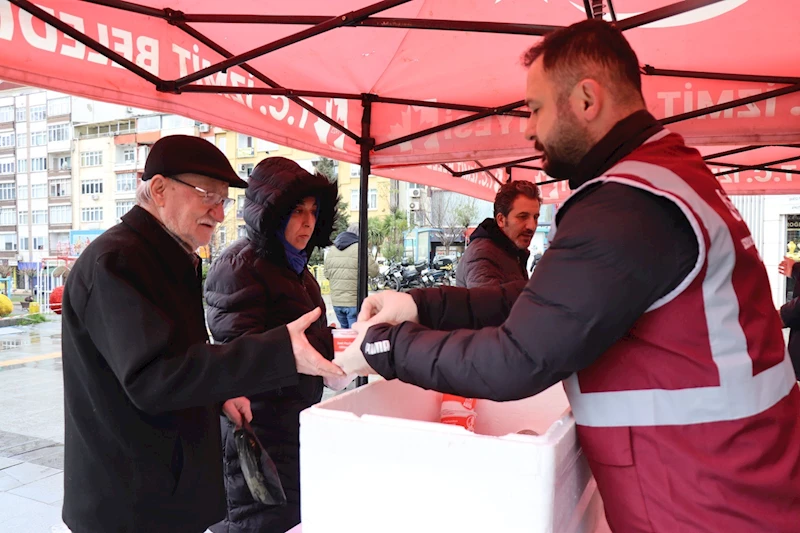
[361,323,398,380]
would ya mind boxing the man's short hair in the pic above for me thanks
[347,223,359,234]
[522,19,643,104]
[494,181,541,218]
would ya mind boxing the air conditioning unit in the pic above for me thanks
[91,194,100,201]
[198,124,210,133]
[410,189,422,198]
[409,201,419,211]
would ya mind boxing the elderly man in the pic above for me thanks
[336,20,800,533]
[456,180,540,288]
[60,135,343,533]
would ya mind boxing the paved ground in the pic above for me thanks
[0,297,348,533]
[0,318,67,533]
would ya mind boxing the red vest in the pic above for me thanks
[562,131,800,532]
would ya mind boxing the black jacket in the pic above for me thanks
[360,111,700,401]
[205,157,338,533]
[61,206,299,533]
[779,263,800,379]
[456,218,529,288]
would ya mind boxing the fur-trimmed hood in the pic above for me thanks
[243,157,339,261]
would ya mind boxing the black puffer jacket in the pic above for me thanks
[455,218,530,288]
[205,157,338,533]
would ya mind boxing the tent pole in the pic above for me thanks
[356,95,375,388]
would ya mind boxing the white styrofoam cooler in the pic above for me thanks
[300,380,602,533]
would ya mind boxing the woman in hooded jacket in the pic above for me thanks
[205,157,339,533]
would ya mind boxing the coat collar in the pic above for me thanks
[471,218,531,265]
[569,110,664,191]
[121,206,201,280]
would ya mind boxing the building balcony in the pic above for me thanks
[237,147,254,158]
[0,146,14,156]
[47,140,70,153]
[114,160,142,171]
[47,166,71,177]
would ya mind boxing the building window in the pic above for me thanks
[116,201,134,220]
[32,209,47,224]
[162,115,194,129]
[116,172,136,193]
[218,226,226,246]
[238,225,247,238]
[350,164,361,178]
[238,134,254,148]
[15,107,25,122]
[18,210,27,225]
[47,123,70,143]
[0,107,13,122]
[236,194,245,218]
[0,208,15,225]
[31,157,47,172]
[14,184,25,200]
[216,136,227,154]
[29,105,46,122]
[47,97,70,117]
[350,188,359,209]
[33,236,45,250]
[16,132,26,147]
[19,236,28,251]
[137,115,161,132]
[30,131,47,146]
[122,148,135,163]
[31,184,47,198]
[16,159,27,173]
[81,207,103,222]
[0,160,14,175]
[368,189,378,210]
[50,178,70,197]
[49,205,72,224]
[80,151,103,167]
[0,183,13,201]
[51,154,71,172]
[0,132,14,147]
[1,233,16,251]
[81,180,103,195]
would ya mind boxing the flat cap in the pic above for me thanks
[142,134,247,188]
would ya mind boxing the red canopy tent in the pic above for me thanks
[1,0,798,311]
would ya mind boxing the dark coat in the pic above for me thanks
[61,206,300,533]
[205,157,338,533]
[779,263,800,379]
[456,218,530,288]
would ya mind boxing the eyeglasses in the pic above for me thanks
[167,176,234,214]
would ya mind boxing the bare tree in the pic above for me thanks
[424,191,476,256]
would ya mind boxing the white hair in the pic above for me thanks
[347,223,359,234]
[136,179,154,206]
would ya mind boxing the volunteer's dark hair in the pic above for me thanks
[523,19,643,103]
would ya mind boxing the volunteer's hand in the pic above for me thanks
[779,256,796,278]
[356,291,419,326]
[288,308,346,378]
[222,397,252,428]
[332,322,376,376]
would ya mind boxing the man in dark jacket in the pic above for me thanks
[778,256,800,379]
[456,181,541,288]
[204,157,339,533]
[60,136,344,533]
[335,20,800,533]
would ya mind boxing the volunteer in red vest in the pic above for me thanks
[334,19,800,532]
